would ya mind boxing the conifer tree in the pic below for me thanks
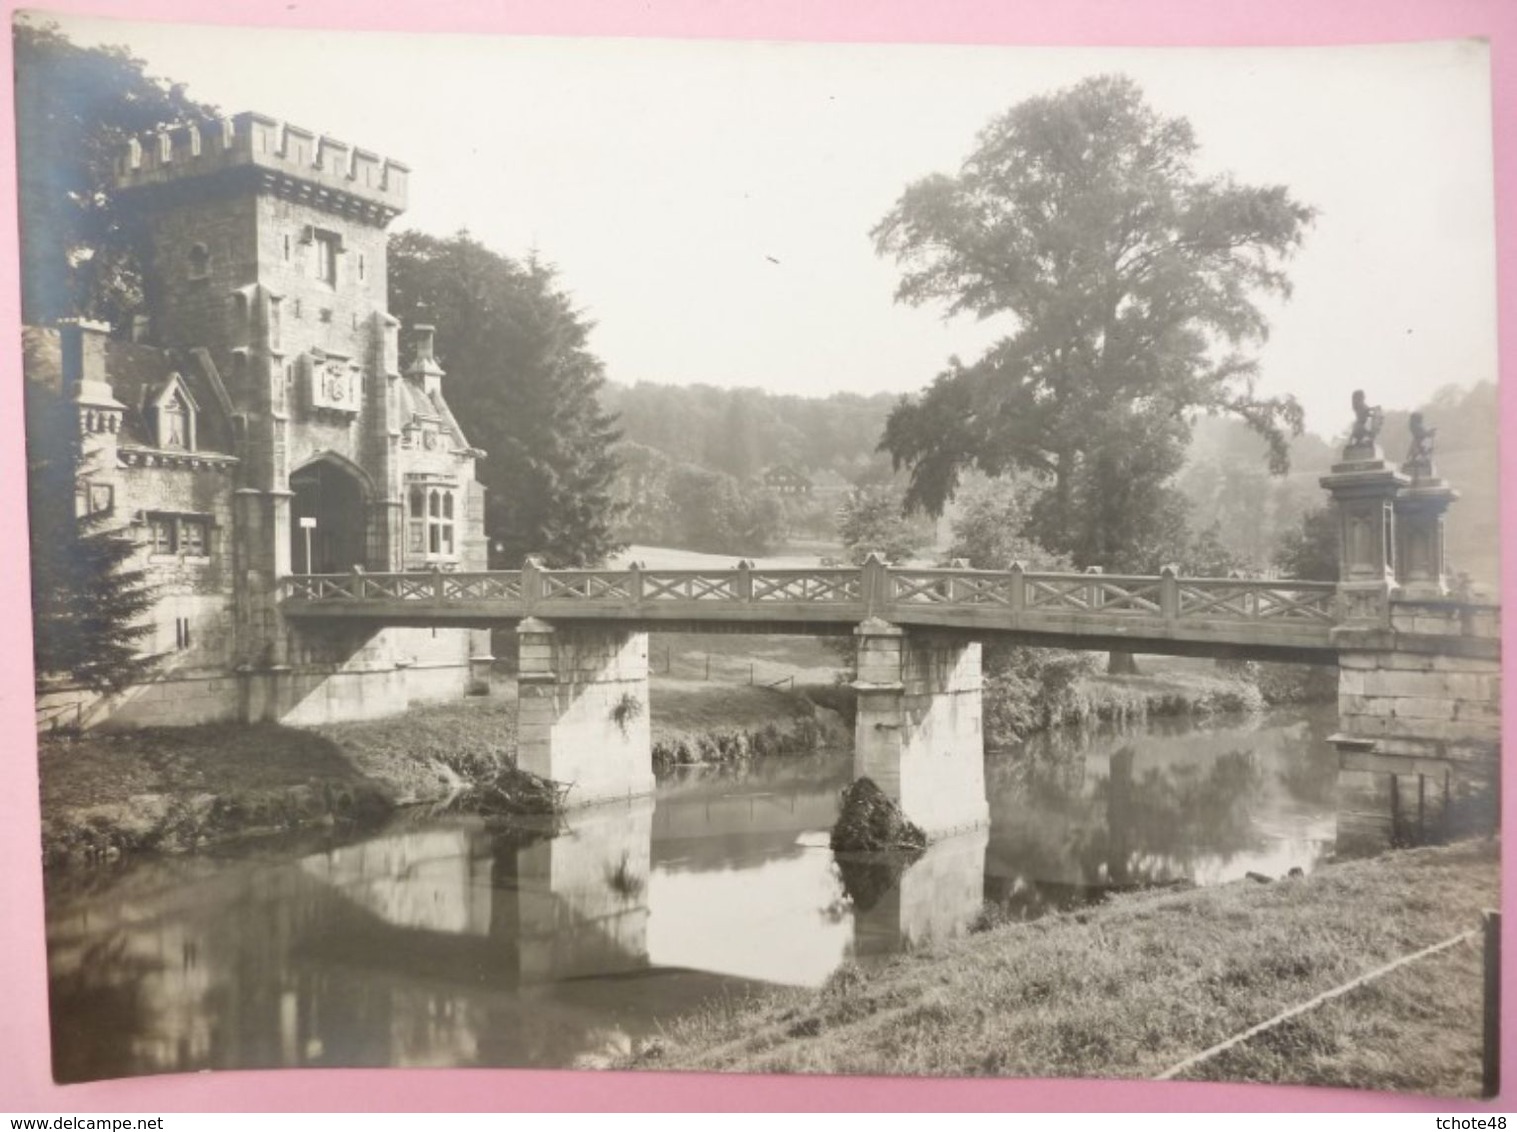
[27,387,156,693]
[389,233,625,567]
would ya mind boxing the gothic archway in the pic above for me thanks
[289,458,368,574]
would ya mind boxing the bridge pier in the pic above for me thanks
[515,618,656,806]
[853,619,989,839]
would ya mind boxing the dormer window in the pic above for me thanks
[149,375,199,451]
[162,393,188,448]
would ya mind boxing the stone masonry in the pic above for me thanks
[30,112,489,729]
[853,617,990,838]
[515,618,656,805]
[1322,395,1502,850]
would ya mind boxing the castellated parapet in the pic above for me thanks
[113,112,408,223]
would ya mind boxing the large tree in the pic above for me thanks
[388,232,624,567]
[14,19,212,326]
[873,75,1313,571]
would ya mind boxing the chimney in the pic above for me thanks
[406,324,445,399]
[59,319,119,406]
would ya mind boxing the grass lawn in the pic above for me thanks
[631,838,1498,1097]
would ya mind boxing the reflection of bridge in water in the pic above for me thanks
[43,760,995,1078]
[45,712,1354,1080]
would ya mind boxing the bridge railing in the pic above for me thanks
[282,560,1341,630]
[887,565,1338,624]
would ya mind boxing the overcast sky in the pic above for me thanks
[26,13,1499,438]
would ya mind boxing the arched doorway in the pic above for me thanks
[289,458,368,574]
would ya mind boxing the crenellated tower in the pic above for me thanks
[96,113,487,720]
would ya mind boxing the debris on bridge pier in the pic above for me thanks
[830,777,927,854]
[436,761,572,816]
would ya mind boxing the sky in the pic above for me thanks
[21,12,1500,438]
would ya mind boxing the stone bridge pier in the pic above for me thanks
[514,618,655,805]
[853,618,990,838]
[513,612,993,836]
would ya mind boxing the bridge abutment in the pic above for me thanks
[1332,598,1501,852]
[853,619,989,839]
[1321,416,1500,852]
[515,618,656,806]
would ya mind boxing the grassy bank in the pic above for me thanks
[36,675,839,864]
[650,679,847,768]
[36,696,522,864]
[982,653,1334,749]
[630,838,1498,1097]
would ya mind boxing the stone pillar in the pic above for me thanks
[852,618,988,838]
[515,618,655,806]
[1320,434,1407,626]
[468,650,495,696]
[232,486,293,674]
[1394,434,1459,598]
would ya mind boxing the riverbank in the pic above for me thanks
[628,837,1498,1096]
[35,675,842,864]
[34,646,1324,865]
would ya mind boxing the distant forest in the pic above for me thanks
[601,383,901,485]
[606,379,1500,588]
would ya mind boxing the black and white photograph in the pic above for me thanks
[13,10,1503,1097]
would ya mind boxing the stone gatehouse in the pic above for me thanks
[28,112,490,729]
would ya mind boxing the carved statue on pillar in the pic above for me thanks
[1347,389,1384,454]
[1392,410,1458,596]
[1402,411,1437,480]
[1320,390,1406,609]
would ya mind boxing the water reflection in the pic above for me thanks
[46,705,1341,1081]
[983,707,1339,920]
[850,829,990,958]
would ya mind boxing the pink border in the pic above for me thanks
[1,0,1513,1113]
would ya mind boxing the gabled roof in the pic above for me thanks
[397,376,471,453]
[22,326,235,455]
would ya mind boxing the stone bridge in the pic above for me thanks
[281,434,1501,846]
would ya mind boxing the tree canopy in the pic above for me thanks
[613,442,785,556]
[874,75,1314,571]
[388,231,624,567]
[836,484,934,566]
[14,19,213,326]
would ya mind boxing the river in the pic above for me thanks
[44,703,1340,1082]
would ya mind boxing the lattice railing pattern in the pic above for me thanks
[1023,574,1163,616]
[640,572,739,602]
[1177,579,1337,623]
[443,574,523,602]
[752,570,861,603]
[281,563,1345,639]
[541,571,635,602]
